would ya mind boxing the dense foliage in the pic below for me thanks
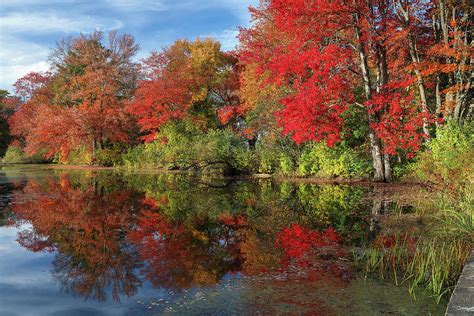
[410,122,473,193]
[1,1,471,183]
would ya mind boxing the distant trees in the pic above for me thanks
[0,90,19,157]
[128,38,241,142]
[8,31,139,162]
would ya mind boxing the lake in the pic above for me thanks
[0,165,447,315]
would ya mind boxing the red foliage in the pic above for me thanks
[9,102,131,159]
[217,105,245,125]
[365,84,432,157]
[239,0,434,154]
[8,32,136,161]
[13,71,52,101]
[128,210,244,289]
[128,39,241,141]
[275,224,341,262]
[128,70,191,142]
[8,175,144,301]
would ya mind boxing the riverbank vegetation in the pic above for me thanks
[0,0,472,304]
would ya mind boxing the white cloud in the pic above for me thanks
[0,61,50,90]
[0,36,50,90]
[0,12,123,34]
[104,0,167,12]
[0,0,77,6]
[0,10,123,89]
[0,0,258,89]
[201,29,239,51]
[212,0,259,25]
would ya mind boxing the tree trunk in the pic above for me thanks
[398,0,431,139]
[92,138,96,162]
[353,13,388,182]
[370,132,386,182]
[435,75,443,127]
[376,45,392,182]
[384,154,392,182]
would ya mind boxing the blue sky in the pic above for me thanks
[0,0,258,91]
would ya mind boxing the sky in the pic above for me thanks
[0,0,259,91]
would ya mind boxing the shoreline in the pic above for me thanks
[1,162,429,188]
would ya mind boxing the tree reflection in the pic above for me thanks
[7,171,371,305]
[10,174,143,302]
[129,209,245,290]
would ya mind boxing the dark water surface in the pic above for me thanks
[0,165,446,315]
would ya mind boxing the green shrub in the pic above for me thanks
[256,143,279,174]
[2,146,25,163]
[410,122,473,193]
[279,153,294,176]
[297,142,371,178]
[95,147,123,167]
[119,121,255,174]
[297,148,319,176]
[234,146,257,174]
[63,146,92,165]
[2,145,48,164]
[256,136,301,174]
[392,163,411,179]
[121,142,163,169]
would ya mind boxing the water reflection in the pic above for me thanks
[4,171,372,304]
[9,174,143,302]
[0,169,447,314]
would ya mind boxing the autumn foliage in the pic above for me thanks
[8,31,138,161]
[238,0,471,181]
[275,224,342,263]
[2,1,472,181]
[128,39,241,142]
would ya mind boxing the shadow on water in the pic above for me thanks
[0,167,447,315]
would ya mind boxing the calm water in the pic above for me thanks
[0,165,446,315]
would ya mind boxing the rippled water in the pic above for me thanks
[0,165,446,315]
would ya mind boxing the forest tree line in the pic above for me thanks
[0,0,472,183]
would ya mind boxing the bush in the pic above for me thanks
[279,153,295,176]
[119,121,255,174]
[255,136,300,175]
[410,122,473,193]
[298,148,319,176]
[2,145,48,164]
[121,141,163,169]
[94,147,123,167]
[63,146,92,165]
[297,142,371,178]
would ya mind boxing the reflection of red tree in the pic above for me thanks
[217,212,247,228]
[275,224,341,262]
[238,224,353,315]
[129,210,246,290]
[10,174,143,302]
[275,224,351,280]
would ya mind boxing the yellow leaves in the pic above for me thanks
[192,267,219,286]
[238,62,283,135]
[191,228,209,243]
[144,37,239,130]
[240,63,278,112]
[188,38,222,70]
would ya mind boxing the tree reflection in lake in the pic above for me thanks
[5,171,377,308]
[9,174,143,301]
